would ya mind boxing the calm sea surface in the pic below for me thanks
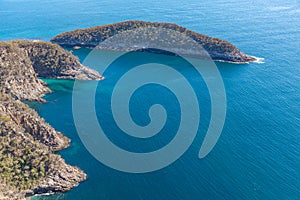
[0,0,299,199]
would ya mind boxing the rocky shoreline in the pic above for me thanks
[0,22,255,199]
[51,20,257,63]
[0,41,103,199]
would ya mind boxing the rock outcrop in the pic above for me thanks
[17,41,103,80]
[0,95,87,199]
[0,40,102,199]
[0,41,103,101]
[0,42,50,102]
[1,97,69,151]
[51,20,256,63]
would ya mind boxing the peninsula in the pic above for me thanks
[0,41,103,199]
[51,20,256,63]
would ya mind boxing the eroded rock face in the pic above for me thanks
[0,41,100,199]
[17,41,103,80]
[51,20,257,63]
[1,98,70,151]
[0,42,51,101]
[0,95,87,199]
[33,154,87,195]
[0,41,103,101]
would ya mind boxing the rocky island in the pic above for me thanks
[0,41,103,199]
[51,20,256,63]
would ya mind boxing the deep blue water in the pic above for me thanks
[1,0,300,199]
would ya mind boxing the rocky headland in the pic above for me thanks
[0,40,103,199]
[0,22,256,199]
[0,40,103,102]
[51,20,256,63]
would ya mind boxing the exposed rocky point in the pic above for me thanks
[0,40,103,101]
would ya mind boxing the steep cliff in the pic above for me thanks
[0,40,102,199]
[0,42,50,102]
[17,41,103,80]
[0,41,103,101]
[51,20,256,63]
[0,95,87,199]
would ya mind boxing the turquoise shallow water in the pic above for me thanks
[1,0,300,199]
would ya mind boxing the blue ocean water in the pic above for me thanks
[1,0,300,199]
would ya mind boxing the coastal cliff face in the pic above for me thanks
[0,41,103,102]
[0,42,50,102]
[17,41,103,80]
[0,95,87,199]
[0,41,101,199]
[51,20,256,63]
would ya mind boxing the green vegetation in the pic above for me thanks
[0,96,50,195]
[51,20,256,63]
[0,92,86,199]
[0,116,10,121]
[0,133,49,191]
[0,41,90,198]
